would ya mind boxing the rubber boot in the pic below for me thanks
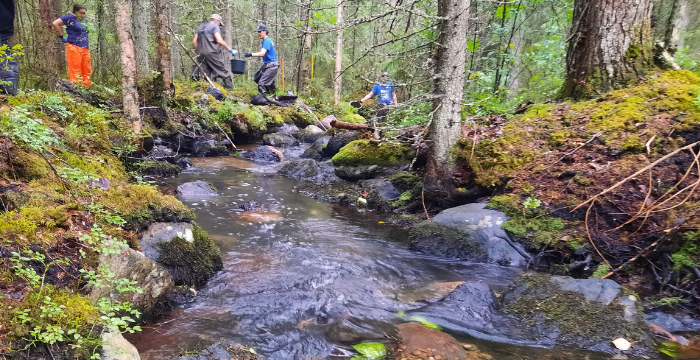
[222,76,233,91]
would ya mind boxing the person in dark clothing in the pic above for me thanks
[193,14,237,90]
[0,0,18,95]
[244,24,278,97]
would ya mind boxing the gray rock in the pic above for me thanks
[263,133,300,147]
[269,124,300,135]
[150,145,174,159]
[206,86,225,101]
[646,311,700,333]
[278,159,340,184]
[364,179,402,201]
[176,180,218,199]
[323,130,361,157]
[242,145,285,162]
[140,222,194,261]
[101,332,141,360]
[297,125,325,143]
[193,139,228,157]
[334,165,380,181]
[301,135,331,161]
[89,247,174,314]
[321,115,336,129]
[177,157,193,169]
[282,146,307,159]
[549,276,621,305]
[430,203,528,267]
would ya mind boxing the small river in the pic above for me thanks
[125,155,645,360]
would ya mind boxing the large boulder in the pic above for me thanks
[301,135,331,161]
[89,247,174,315]
[277,159,340,184]
[263,133,300,147]
[139,222,223,286]
[409,275,657,357]
[192,139,228,157]
[323,130,362,158]
[396,323,469,360]
[242,145,285,162]
[332,140,413,181]
[411,203,528,266]
[176,180,218,199]
[296,125,325,143]
[101,332,141,360]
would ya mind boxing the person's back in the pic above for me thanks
[196,22,220,55]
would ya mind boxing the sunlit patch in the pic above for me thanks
[310,210,318,215]
[235,210,282,223]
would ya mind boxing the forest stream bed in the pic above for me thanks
[123,156,672,360]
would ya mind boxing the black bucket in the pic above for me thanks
[350,101,362,109]
[231,59,246,74]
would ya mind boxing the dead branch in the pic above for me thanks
[585,201,611,268]
[330,120,374,131]
[542,131,602,171]
[216,123,237,149]
[573,141,700,211]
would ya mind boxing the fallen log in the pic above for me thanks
[330,120,374,131]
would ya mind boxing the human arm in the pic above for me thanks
[213,32,232,51]
[52,18,65,37]
[192,34,198,49]
[360,92,375,102]
[392,91,398,105]
[249,48,267,58]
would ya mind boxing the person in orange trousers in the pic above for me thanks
[52,4,91,87]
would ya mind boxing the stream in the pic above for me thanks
[125,155,633,360]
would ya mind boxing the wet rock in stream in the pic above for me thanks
[193,139,229,157]
[263,133,300,147]
[278,159,340,184]
[408,274,657,358]
[242,145,285,162]
[176,180,218,198]
[410,204,528,267]
[172,343,262,360]
[296,125,325,143]
[395,322,470,360]
[301,135,331,161]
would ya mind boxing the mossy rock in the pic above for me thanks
[332,140,413,167]
[134,160,182,177]
[342,113,366,124]
[390,171,422,191]
[408,221,487,261]
[156,223,223,286]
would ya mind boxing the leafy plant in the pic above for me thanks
[523,196,541,209]
[41,95,74,118]
[0,106,60,151]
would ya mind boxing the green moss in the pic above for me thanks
[61,153,128,181]
[133,160,182,177]
[342,113,366,124]
[487,195,568,248]
[390,171,422,190]
[332,140,413,167]
[408,221,487,261]
[156,223,223,286]
[4,148,53,181]
[573,174,593,186]
[589,264,611,278]
[0,210,38,242]
[671,231,699,270]
[622,133,645,152]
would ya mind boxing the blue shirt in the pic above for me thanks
[261,37,277,63]
[372,82,395,104]
[60,14,89,49]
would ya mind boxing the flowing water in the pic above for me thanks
[126,156,644,360]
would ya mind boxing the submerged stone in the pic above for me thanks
[176,180,218,199]
[396,322,469,360]
[154,223,223,286]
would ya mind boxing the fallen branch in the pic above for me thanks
[216,123,237,149]
[573,140,700,211]
[330,119,374,131]
[542,131,602,171]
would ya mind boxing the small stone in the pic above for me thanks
[612,338,631,351]
[462,344,473,350]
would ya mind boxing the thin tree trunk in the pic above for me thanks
[38,0,62,86]
[154,0,171,90]
[424,0,470,201]
[298,1,312,92]
[132,0,149,79]
[223,0,233,72]
[664,0,680,50]
[97,0,108,82]
[672,0,690,49]
[334,0,343,105]
[115,0,141,133]
[560,0,654,99]
[169,2,182,77]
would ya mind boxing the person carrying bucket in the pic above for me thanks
[193,14,237,90]
[244,24,278,97]
[358,72,397,123]
[52,4,92,87]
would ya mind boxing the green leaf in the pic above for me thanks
[351,343,387,359]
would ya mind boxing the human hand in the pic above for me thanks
[244,52,252,58]
[230,49,237,56]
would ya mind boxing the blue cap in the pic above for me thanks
[256,24,268,32]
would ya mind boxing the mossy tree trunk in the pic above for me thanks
[115,0,141,133]
[560,0,654,99]
[154,0,172,91]
[131,0,149,79]
[424,0,469,202]
[38,0,62,87]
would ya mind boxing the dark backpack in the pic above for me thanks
[0,61,18,95]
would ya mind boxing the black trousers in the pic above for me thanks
[0,0,14,46]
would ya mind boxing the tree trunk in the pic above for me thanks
[169,2,182,77]
[154,0,171,90]
[297,2,312,92]
[672,0,690,49]
[223,0,233,72]
[334,0,343,105]
[424,0,470,201]
[115,0,141,133]
[560,0,654,99]
[97,0,109,83]
[38,0,62,86]
[132,0,149,79]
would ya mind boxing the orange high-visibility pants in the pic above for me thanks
[66,43,92,87]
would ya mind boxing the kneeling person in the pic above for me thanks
[244,24,278,97]
[193,14,237,90]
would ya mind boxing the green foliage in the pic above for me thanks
[0,106,60,151]
[671,231,699,270]
[40,95,74,119]
[650,296,689,308]
[589,264,611,279]
[487,195,567,247]
[351,342,388,359]
[217,100,268,130]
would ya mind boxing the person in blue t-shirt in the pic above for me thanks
[52,4,92,87]
[359,72,397,123]
[244,24,279,96]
